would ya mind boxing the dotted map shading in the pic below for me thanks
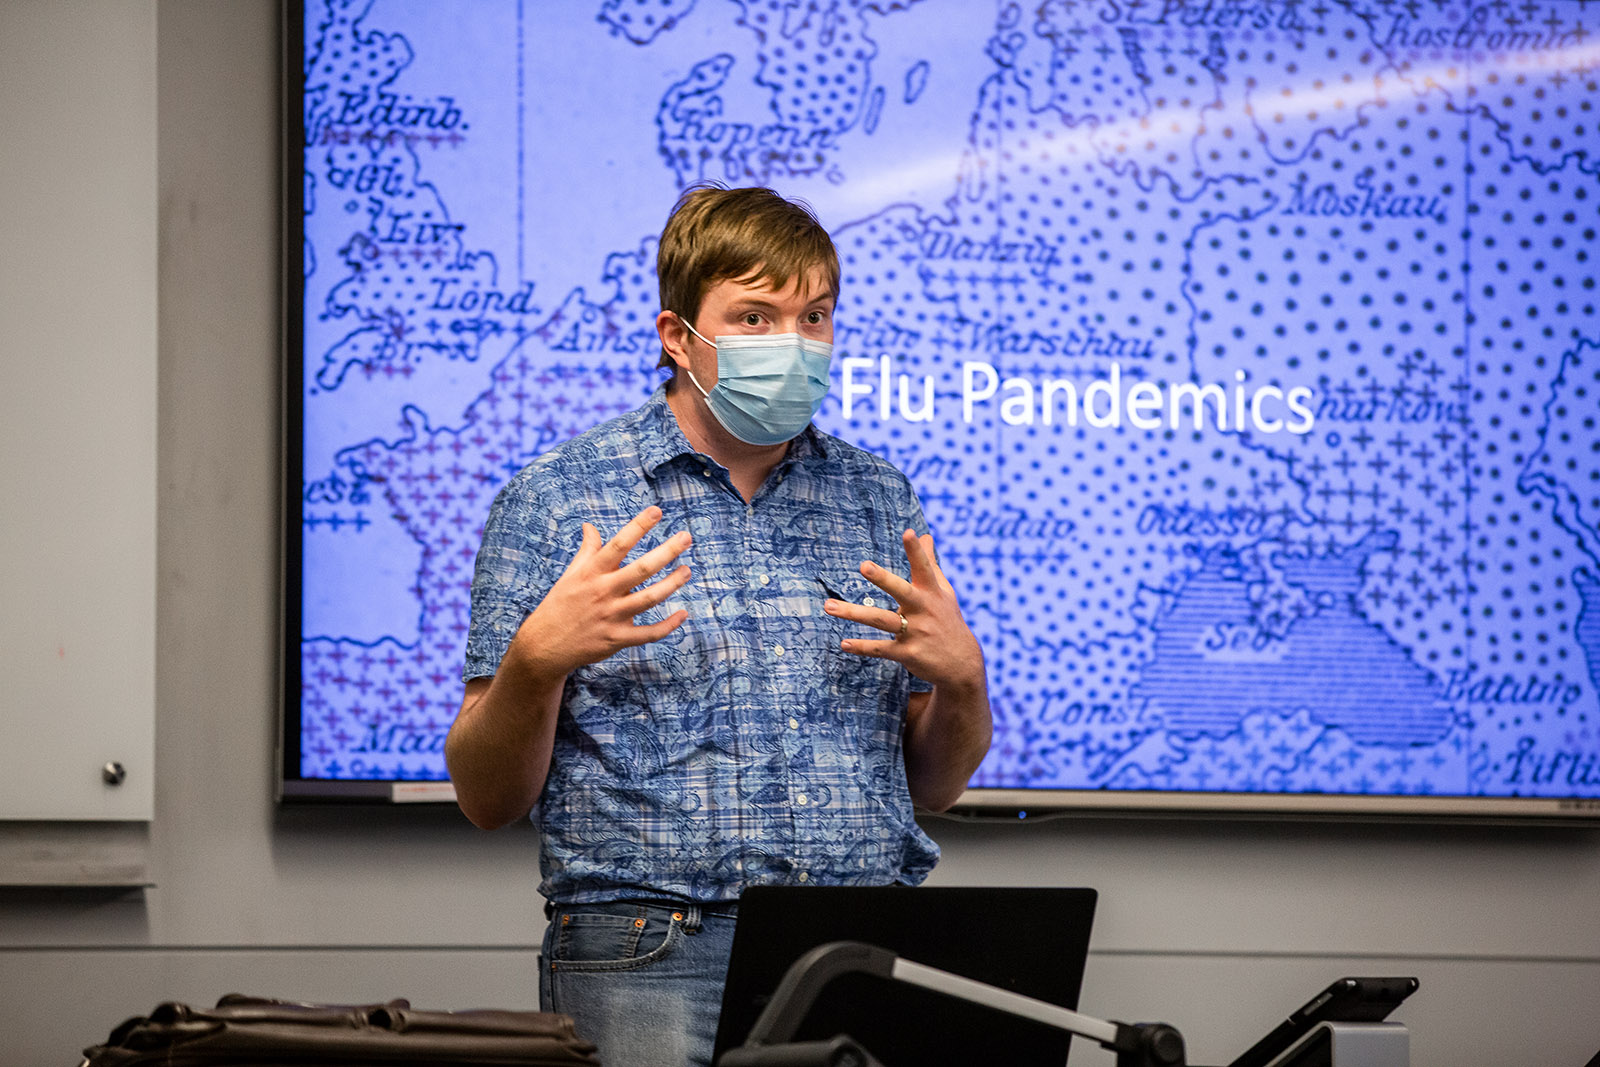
[297,0,1600,802]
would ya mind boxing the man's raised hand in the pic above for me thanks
[824,529,985,693]
[507,505,692,683]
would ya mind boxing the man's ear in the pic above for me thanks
[655,309,691,373]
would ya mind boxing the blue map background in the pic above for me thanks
[296,0,1600,801]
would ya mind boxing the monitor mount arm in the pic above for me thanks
[718,940,1186,1067]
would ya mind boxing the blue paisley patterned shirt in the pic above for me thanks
[463,385,939,904]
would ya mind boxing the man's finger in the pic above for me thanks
[563,522,602,572]
[917,532,954,593]
[859,559,915,605]
[841,637,907,662]
[597,505,664,565]
[614,530,693,589]
[622,565,692,614]
[824,598,904,634]
[902,528,939,588]
[624,609,690,646]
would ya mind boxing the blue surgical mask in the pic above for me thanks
[678,317,833,447]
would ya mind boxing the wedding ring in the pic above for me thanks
[896,613,909,639]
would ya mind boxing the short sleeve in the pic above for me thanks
[461,470,564,682]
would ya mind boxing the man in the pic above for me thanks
[446,184,991,1067]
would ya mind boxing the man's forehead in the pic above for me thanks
[717,266,835,304]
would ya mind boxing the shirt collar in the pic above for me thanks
[637,383,831,476]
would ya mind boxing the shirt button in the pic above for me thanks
[758,573,771,586]
[863,596,875,607]
[773,643,786,658]
[702,468,712,477]
[788,717,799,730]
[796,793,808,806]
[797,871,809,883]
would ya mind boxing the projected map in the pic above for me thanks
[296,0,1600,801]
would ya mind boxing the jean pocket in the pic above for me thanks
[552,906,684,973]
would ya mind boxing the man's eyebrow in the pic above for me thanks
[724,295,834,312]
[723,286,837,313]
[790,287,837,309]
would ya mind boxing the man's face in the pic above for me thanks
[664,267,836,390]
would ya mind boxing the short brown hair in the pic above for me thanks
[657,184,840,369]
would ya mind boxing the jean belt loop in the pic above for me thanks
[683,903,703,934]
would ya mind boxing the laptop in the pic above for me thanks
[713,886,1098,1066]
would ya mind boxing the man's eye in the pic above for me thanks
[807,311,825,324]
[743,313,762,326]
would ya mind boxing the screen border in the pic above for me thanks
[275,0,1600,826]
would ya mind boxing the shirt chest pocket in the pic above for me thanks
[815,570,895,618]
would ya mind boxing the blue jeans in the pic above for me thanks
[540,900,738,1067]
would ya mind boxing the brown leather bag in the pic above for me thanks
[80,995,601,1066]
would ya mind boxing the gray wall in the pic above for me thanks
[2,3,1598,1065]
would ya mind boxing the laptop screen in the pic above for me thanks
[714,886,1097,1066]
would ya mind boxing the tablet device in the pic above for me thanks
[1228,976,1419,1067]
[714,885,1097,1067]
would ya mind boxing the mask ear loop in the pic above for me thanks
[674,313,715,400]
